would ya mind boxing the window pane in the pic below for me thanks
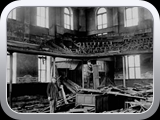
[46,8,49,28]
[41,70,46,82]
[37,7,48,28]
[98,34,102,36]
[103,14,107,24]
[64,14,67,24]
[135,55,140,66]
[71,16,73,30]
[64,8,70,14]
[64,24,66,28]
[40,61,46,69]
[98,25,102,29]
[128,19,133,27]
[98,8,106,14]
[98,15,102,25]
[126,20,129,27]
[7,55,10,68]
[129,68,135,79]
[103,24,107,28]
[67,15,70,24]
[7,55,10,83]
[41,18,45,27]
[133,7,138,18]
[37,7,40,16]
[7,69,10,83]
[126,8,132,19]
[103,33,108,35]
[8,9,16,19]
[68,25,70,29]
[13,9,16,19]
[133,18,138,26]
[65,25,70,29]
[128,56,134,67]
[37,16,41,26]
[8,11,12,18]
[41,7,45,17]
[135,67,141,78]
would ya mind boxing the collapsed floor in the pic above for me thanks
[11,79,153,113]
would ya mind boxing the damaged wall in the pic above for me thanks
[7,7,82,84]
[7,7,81,44]
[16,53,38,83]
[86,7,153,35]
[7,7,153,85]
[114,53,153,87]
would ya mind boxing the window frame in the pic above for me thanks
[36,7,49,28]
[97,8,107,30]
[64,7,73,30]
[8,8,16,20]
[126,55,141,79]
[38,55,47,82]
[124,7,139,27]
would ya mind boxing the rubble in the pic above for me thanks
[11,81,153,113]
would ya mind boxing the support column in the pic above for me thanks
[122,56,126,87]
[82,60,84,88]
[52,57,56,78]
[9,52,13,108]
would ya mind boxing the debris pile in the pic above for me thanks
[11,79,81,113]
[11,81,153,113]
[102,83,153,113]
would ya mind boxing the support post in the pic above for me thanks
[122,56,126,87]
[82,60,84,89]
[9,52,13,108]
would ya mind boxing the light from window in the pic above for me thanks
[38,55,47,82]
[96,61,105,71]
[127,55,141,79]
[8,9,16,19]
[64,8,73,30]
[37,7,49,28]
[97,8,107,29]
[125,7,138,27]
[7,55,10,83]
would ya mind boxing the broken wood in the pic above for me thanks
[60,85,69,104]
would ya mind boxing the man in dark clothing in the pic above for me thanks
[47,77,61,113]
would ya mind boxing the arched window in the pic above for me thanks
[64,8,73,30]
[37,7,49,28]
[124,7,138,27]
[8,8,16,19]
[97,8,107,29]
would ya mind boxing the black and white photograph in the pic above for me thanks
[7,6,153,113]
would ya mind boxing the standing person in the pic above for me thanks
[86,60,93,88]
[47,77,61,113]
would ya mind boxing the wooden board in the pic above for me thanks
[92,65,99,89]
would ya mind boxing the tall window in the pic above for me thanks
[8,8,16,19]
[37,7,49,28]
[124,7,138,27]
[38,55,47,82]
[64,8,73,30]
[97,8,107,29]
[126,55,141,79]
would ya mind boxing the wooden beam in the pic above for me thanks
[93,65,99,89]
[7,46,153,59]
[60,85,68,104]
